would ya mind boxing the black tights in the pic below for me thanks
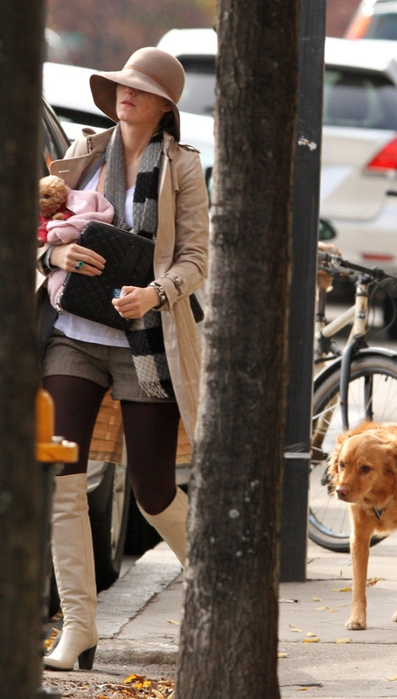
[43,375,180,515]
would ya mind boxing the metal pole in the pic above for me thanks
[280,0,327,582]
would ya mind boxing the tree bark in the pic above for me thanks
[0,1,45,695]
[175,0,299,697]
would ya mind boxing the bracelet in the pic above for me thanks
[149,281,167,309]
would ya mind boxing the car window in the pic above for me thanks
[323,68,397,130]
[365,13,397,40]
[177,57,216,116]
[41,98,70,174]
[53,106,114,131]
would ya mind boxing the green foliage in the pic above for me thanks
[47,0,216,68]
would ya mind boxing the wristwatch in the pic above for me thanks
[149,281,167,309]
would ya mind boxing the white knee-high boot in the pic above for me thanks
[138,487,188,566]
[44,473,98,671]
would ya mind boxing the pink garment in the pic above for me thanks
[46,189,114,307]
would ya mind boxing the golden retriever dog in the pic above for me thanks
[328,421,397,630]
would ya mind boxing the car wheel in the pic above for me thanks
[124,483,188,556]
[47,560,61,620]
[124,496,162,556]
[88,462,131,591]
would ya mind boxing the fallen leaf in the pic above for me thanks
[124,674,138,684]
[303,637,320,643]
[278,652,289,658]
[296,688,308,691]
[166,619,180,625]
[314,606,329,611]
[289,625,303,633]
[326,609,338,613]
[44,628,60,651]
[334,638,351,644]
[387,676,397,681]
[367,577,386,587]
[312,597,322,602]
[332,587,351,592]
[306,632,317,637]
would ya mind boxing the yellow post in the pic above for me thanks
[35,389,78,463]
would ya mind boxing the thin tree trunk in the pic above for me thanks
[0,1,45,695]
[175,0,299,696]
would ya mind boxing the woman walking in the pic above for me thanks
[37,47,209,671]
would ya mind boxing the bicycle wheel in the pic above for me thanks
[310,352,397,552]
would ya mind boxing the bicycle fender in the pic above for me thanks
[313,346,397,390]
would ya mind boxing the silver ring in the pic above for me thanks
[74,261,85,270]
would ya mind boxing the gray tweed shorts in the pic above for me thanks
[42,330,175,403]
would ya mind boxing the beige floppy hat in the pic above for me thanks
[90,47,185,141]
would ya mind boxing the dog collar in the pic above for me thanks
[372,507,384,520]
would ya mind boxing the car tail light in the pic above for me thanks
[366,138,397,173]
[345,14,372,39]
[362,253,395,263]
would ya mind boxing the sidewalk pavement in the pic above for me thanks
[91,532,397,697]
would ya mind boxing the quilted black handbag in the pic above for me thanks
[56,221,203,329]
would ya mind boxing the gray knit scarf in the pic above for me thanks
[103,125,173,399]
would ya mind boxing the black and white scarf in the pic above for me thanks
[103,125,173,399]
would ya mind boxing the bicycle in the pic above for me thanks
[309,252,397,552]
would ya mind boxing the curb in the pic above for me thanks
[96,542,182,664]
[96,643,178,665]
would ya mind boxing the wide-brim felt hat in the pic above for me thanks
[90,47,185,141]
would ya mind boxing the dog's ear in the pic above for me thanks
[327,431,348,476]
[383,435,397,473]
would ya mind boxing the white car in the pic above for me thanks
[158,29,397,333]
[321,38,397,271]
[42,62,112,141]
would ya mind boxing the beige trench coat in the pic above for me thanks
[37,128,209,450]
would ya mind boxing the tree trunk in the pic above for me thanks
[175,0,299,697]
[0,1,46,695]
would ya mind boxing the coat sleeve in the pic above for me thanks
[157,148,209,308]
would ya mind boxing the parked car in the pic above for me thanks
[42,62,113,141]
[345,0,397,41]
[158,29,397,335]
[41,98,131,598]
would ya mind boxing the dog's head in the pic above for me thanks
[328,426,397,507]
[39,175,69,216]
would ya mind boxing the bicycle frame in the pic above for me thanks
[315,274,372,431]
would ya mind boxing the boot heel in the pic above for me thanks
[78,645,96,670]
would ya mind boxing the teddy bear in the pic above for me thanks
[37,175,73,246]
[39,180,115,308]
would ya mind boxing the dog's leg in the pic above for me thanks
[346,517,373,630]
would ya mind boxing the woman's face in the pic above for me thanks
[116,84,172,129]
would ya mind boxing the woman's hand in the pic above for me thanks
[49,243,106,276]
[112,285,159,319]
